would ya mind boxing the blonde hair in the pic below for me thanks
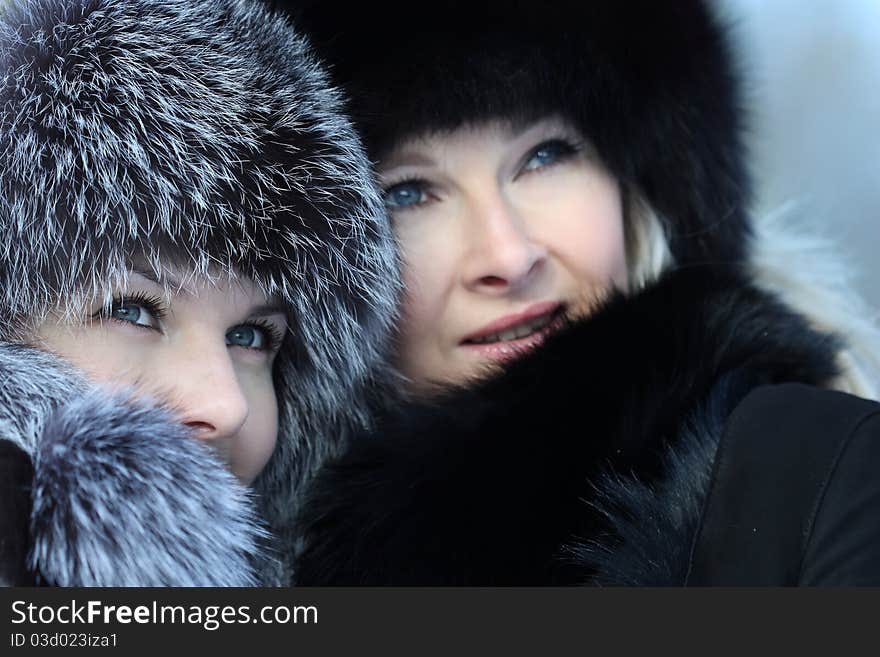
[623,192,880,400]
[623,191,673,291]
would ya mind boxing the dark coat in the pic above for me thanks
[688,383,880,585]
[293,267,880,585]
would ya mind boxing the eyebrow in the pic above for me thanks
[129,267,180,289]
[377,150,437,171]
[129,267,287,318]
[247,303,288,319]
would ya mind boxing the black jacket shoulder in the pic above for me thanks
[688,383,880,585]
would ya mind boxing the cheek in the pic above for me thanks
[540,171,628,291]
[393,219,466,383]
[34,323,148,388]
[395,220,459,340]
[231,375,278,485]
[572,200,627,286]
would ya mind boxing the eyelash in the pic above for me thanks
[515,137,583,180]
[94,294,285,353]
[382,177,436,212]
[93,292,167,331]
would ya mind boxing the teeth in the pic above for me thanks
[469,312,555,344]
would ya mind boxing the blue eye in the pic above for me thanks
[112,304,144,323]
[226,325,266,350]
[384,181,428,209]
[104,294,164,330]
[226,322,283,353]
[521,139,577,174]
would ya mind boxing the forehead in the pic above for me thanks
[123,257,269,299]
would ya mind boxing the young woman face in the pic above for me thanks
[379,116,628,391]
[32,269,288,485]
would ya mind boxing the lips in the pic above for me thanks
[465,311,557,344]
[460,301,565,362]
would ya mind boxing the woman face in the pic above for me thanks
[33,269,287,485]
[379,116,628,391]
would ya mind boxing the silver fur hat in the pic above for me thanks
[0,0,398,582]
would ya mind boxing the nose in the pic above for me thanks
[168,341,250,444]
[461,188,547,293]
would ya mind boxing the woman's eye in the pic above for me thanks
[384,181,428,209]
[520,139,577,174]
[109,302,159,329]
[226,325,268,351]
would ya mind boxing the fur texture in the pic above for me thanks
[0,0,398,584]
[0,343,86,455]
[561,371,747,586]
[30,392,265,587]
[748,202,880,398]
[1,344,266,586]
[288,0,749,268]
[293,268,839,585]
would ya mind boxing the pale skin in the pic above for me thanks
[378,116,629,392]
[32,269,287,485]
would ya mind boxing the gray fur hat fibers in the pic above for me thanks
[1,343,267,586]
[0,0,398,582]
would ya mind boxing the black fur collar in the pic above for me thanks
[294,268,839,585]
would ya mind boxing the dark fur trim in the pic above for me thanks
[294,268,839,585]
[288,0,749,267]
[560,370,754,586]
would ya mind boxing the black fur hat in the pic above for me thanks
[288,0,750,268]
[0,0,398,582]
